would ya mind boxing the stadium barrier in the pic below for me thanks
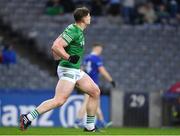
[0,89,110,127]
[111,89,162,127]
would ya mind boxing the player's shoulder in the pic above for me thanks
[66,24,75,30]
[91,54,101,59]
[86,54,101,61]
[93,55,103,63]
[62,24,80,40]
[65,24,79,33]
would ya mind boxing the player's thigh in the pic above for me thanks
[76,73,100,97]
[54,79,75,100]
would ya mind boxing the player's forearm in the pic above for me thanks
[51,45,70,60]
[99,67,113,82]
[99,67,116,87]
[102,71,113,82]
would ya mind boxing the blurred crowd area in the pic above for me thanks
[45,0,180,25]
[0,36,16,67]
[0,0,180,91]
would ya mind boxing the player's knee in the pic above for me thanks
[92,87,100,98]
[53,97,67,107]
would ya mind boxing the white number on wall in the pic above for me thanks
[130,94,145,108]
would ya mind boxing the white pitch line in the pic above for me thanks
[0,134,180,136]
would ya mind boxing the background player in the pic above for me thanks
[75,43,116,128]
[19,7,100,132]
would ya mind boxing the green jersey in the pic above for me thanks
[59,24,85,69]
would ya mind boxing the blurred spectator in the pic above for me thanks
[122,0,135,24]
[90,0,103,16]
[108,0,122,16]
[45,0,64,15]
[169,0,178,18]
[0,50,2,63]
[168,82,180,93]
[45,0,75,15]
[2,44,16,66]
[168,0,179,25]
[137,3,157,24]
[157,4,170,24]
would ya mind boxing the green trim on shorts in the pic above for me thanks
[63,73,74,79]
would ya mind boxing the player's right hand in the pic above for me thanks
[111,81,116,88]
[68,55,80,64]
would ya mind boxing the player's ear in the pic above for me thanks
[81,17,86,24]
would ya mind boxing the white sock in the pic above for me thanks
[27,109,39,121]
[85,115,95,130]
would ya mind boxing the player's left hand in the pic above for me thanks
[111,81,116,88]
[68,55,80,64]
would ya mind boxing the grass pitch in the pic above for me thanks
[0,127,180,135]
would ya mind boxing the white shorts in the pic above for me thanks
[57,66,85,83]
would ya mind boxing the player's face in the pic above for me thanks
[83,13,91,25]
[96,46,103,55]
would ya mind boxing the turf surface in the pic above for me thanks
[0,127,180,135]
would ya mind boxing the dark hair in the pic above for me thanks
[73,7,90,22]
[93,43,103,48]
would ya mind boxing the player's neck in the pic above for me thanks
[75,22,87,31]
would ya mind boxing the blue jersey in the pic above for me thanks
[83,53,103,85]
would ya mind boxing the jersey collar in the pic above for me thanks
[74,24,83,32]
[91,52,99,55]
